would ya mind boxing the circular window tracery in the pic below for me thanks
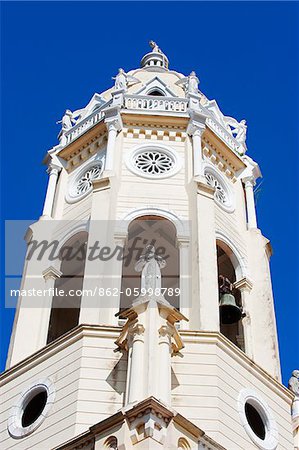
[67,160,104,203]
[204,166,234,212]
[205,172,227,204]
[75,164,102,196]
[134,150,174,175]
[127,145,181,179]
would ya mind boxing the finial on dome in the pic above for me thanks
[140,41,169,70]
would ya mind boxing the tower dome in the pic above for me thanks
[140,40,169,70]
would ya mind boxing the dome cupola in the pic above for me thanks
[140,41,169,70]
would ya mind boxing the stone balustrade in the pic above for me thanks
[124,94,188,113]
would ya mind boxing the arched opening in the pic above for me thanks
[104,436,118,449]
[120,215,179,310]
[217,241,245,351]
[178,437,191,450]
[47,232,88,344]
[147,89,165,96]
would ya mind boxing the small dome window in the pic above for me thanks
[147,89,165,96]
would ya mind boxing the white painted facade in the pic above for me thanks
[0,43,295,449]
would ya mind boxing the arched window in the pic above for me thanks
[120,216,179,310]
[217,241,245,351]
[47,232,88,343]
[178,437,191,449]
[104,436,118,449]
[147,89,165,96]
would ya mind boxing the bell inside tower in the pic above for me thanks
[216,242,245,351]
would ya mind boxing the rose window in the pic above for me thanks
[133,151,174,175]
[205,172,227,205]
[75,164,102,196]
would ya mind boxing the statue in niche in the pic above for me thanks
[135,245,166,292]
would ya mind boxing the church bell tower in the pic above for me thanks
[0,42,295,450]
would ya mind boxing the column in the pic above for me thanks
[234,277,253,359]
[127,324,145,404]
[113,233,127,324]
[37,266,62,348]
[187,111,206,178]
[104,106,122,173]
[42,164,61,218]
[105,121,118,172]
[178,239,190,327]
[191,126,205,177]
[158,325,172,405]
[243,176,257,229]
[196,182,219,331]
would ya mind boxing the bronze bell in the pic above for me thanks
[219,292,242,324]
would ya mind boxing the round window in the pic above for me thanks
[204,166,234,212]
[238,389,278,450]
[126,145,181,179]
[21,390,48,428]
[134,150,174,175]
[245,401,266,440]
[66,159,104,203]
[8,379,55,439]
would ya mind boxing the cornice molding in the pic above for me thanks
[57,121,106,163]
[0,324,121,385]
[203,128,246,172]
[42,266,62,281]
[1,325,292,403]
[179,330,293,402]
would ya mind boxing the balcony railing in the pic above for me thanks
[124,95,188,113]
[62,94,242,156]
[64,106,108,145]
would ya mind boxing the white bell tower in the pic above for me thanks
[0,42,295,450]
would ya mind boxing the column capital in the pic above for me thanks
[42,266,62,281]
[187,109,207,136]
[242,175,256,187]
[130,323,145,341]
[234,277,253,293]
[158,324,173,339]
[104,105,123,131]
[47,163,62,176]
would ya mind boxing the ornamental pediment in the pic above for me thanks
[134,75,179,97]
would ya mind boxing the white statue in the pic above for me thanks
[289,370,299,396]
[175,71,199,96]
[187,71,199,94]
[135,245,166,292]
[224,116,247,145]
[113,68,127,90]
[149,40,162,53]
[57,109,75,132]
[112,68,140,91]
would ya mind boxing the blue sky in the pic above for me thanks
[1,1,298,385]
